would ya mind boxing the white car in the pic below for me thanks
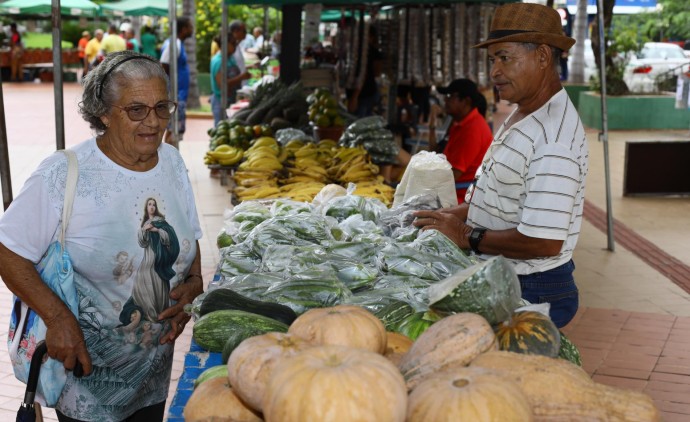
[623,42,690,93]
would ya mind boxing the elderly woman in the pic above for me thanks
[0,51,203,421]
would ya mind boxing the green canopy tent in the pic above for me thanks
[99,0,170,17]
[0,0,99,17]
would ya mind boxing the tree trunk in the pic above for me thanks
[546,0,555,8]
[568,0,589,84]
[183,0,200,109]
[591,0,627,94]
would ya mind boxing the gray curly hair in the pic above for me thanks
[79,50,170,135]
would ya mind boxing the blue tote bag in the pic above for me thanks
[7,149,80,407]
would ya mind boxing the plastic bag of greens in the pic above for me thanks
[391,225,420,243]
[217,272,285,299]
[373,275,432,304]
[338,214,385,240]
[376,242,463,281]
[428,255,522,325]
[270,199,312,217]
[260,244,327,273]
[217,244,260,278]
[326,255,379,291]
[325,241,381,266]
[263,268,352,314]
[378,192,443,236]
[322,190,387,223]
[311,184,348,211]
[343,116,386,136]
[345,288,425,314]
[410,230,475,269]
[245,214,334,256]
[243,220,312,257]
[226,200,272,224]
[275,128,313,145]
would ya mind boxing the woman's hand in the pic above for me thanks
[157,276,203,344]
[44,309,93,376]
[413,209,472,250]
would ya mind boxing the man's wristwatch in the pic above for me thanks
[468,228,487,254]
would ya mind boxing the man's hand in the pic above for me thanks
[413,210,472,249]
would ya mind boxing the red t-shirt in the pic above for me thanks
[443,108,493,203]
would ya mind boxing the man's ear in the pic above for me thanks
[537,44,552,69]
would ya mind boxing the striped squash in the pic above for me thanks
[495,311,561,358]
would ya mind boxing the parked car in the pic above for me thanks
[623,42,690,93]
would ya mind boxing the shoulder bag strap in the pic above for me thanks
[59,149,78,247]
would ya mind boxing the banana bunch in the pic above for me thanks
[238,141,284,172]
[331,146,367,166]
[328,151,379,184]
[353,179,396,206]
[283,139,306,159]
[283,164,330,184]
[234,184,282,201]
[204,145,244,166]
[279,181,326,203]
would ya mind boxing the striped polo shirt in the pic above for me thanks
[467,89,589,275]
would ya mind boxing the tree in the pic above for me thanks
[591,0,631,95]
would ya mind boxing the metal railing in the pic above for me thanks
[655,62,690,92]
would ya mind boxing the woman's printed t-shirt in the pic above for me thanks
[0,139,202,421]
[466,89,588,275]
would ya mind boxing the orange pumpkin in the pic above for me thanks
[495,311,561,357]
[384,332,413,366]
[399,312,497,390]
[288,305,387,354]
[263,345,407,422]
[407,367,534,421]
[183,377,262,422]
[227,332,313,412]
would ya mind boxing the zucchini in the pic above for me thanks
[192,310,289,353]
[199,288,298,325]
[373,300,417,331]
[193,365,228,389]
[221,328,261,364]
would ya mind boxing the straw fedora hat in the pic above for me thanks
[473,3,575,51]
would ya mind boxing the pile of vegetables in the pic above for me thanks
[230,80,309,132]
[184,305,661,422]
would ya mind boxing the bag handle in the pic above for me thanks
[59,150,78,247]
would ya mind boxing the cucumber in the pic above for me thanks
[193,310,289,353]
[193,365,228,389]
[199,288,298,325]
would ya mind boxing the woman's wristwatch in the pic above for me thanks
[468,228,487,254]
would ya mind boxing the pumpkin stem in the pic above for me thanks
[452,378,470,388]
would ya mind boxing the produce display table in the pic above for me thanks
[167,340,223,421]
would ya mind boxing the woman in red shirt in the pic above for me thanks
[430,79,493,203]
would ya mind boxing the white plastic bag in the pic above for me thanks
[393,151,458,208]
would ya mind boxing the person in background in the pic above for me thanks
[100,24,127,56]
[270,31,282,59]
[251,27,264,51]
[0,50,203,422]
[160,17,194,143]
[84,29,104,71]
[347,25,384,117]
[9,23,23,82]
[141,26,158,59]
[240,26,255,50]
[126,28,140,53]
[428,79,493,203]
[77,30,90,78]
[210,34,221,58]
[210,34,251,125]
[414,3,588,329]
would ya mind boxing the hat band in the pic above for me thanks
[487,29,532,40]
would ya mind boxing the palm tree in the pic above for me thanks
[182,0,200,109]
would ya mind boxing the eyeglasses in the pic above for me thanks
[110,101,178,121]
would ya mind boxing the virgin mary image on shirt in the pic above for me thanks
[132,197,180,322]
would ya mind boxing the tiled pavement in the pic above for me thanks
[0,82,689,421]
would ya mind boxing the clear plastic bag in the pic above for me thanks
[321,190,388,223]
[263,268,352,314]
[270,199,313,217]
[338,214,385,240]
[376,242,464,281]
[410,230,475,269]
[275,128,314,145]
[378,192,443,236]
[427,255,523,325]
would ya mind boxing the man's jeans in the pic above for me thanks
[518,260,578,328]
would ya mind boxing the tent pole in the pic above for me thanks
[52,0,65,150]
[220,0,228,115]
[169,0,179,148]
[596,0,614,251]
[0,73,11,210]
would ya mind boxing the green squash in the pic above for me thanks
[494,311,561,358]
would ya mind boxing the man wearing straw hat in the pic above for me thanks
[415,3,588,328]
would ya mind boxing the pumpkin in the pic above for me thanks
[384,332,413,366]
[399,312,497,391]
[263,345,407,422]
[227,332,313,412]
[183,377,262,422]
[288,305,387,354]
[470,351,661,421]
[494,311,561,358]
[407,367,534,422]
